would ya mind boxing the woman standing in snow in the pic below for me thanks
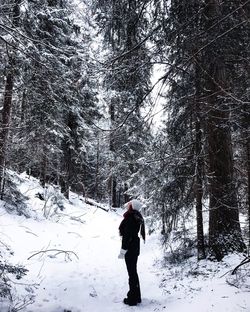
[118,199,145,306]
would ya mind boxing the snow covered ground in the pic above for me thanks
[0,173,249,311]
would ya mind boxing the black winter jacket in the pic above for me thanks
[119,210,145,256]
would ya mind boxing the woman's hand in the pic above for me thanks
[118,248,127,259]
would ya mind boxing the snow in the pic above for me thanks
[0,173,249,311]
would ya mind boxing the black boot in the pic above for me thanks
[123,298,137,306]
[124,297,141,305]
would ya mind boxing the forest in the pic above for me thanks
[0,0,249,311]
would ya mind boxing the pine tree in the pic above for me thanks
[5,0,101,198]
[202,0,246,259]
[92,0,153,206]
[150,0,247,259]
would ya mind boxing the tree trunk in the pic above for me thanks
[124,183,130,204]
[94,134,100,199]
[241,10,250,250]
[111,177,117,207]
[21,89,27,122]
[206,62,245,259]
[195,98,206,260]
[247,138,250,252]
[60,114,75,199]
[207,107,245,259]
[0,0,21,197]
[0,69,14,198]
[204,0,245,260]
[40,149,47,188]
[161,203,166,235]
[60,145,70,199]
[109,99,118,207]
[242,103,250,252]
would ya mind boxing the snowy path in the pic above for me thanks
[0,176,249,312]
[0,193,167,312]
[25,206,167,312]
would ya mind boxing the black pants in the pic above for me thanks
[125,252,141,303]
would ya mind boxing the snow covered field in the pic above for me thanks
[0,173,249,311]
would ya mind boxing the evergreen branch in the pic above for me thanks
[87,70,169,132]
[145,142,195,164]
[89,2,250,134]
[108,25,161,64]
[197,0,250,37]
[194,57,250,105]
[132,0,150,29]
[0,34,48,68]
[192,20,249,65]
[158,18,249,105]
[0,23,75,56]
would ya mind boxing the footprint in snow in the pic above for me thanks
[89,285,98,297]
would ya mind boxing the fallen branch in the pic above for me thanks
[12,297,35,312]
[232,256,250,275]
[27,249,79,261]
[225,279,240,288]
[67,231,82,238]
[84,198,109,212]
[70,216,86,224]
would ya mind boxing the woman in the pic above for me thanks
[118,199,145,306]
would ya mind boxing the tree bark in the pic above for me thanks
[109,98,118,207]
[242,103,250,252]
[21,89,27,122]
[60,112,75,199]
[161,203,166,235]
[193,61,206,260]
[247,137,250,252]
[0,68,14,198]
[40,149,47,188]
[204,0,245,260]
[206,62,245,259]
[195,97,206,260]
[94,134,100,199]
[60,143,71,199]
[0,0,22,197]
[112,177,117,207]
[124,183,130,203]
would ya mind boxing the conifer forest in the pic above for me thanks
[0,1,250,311]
